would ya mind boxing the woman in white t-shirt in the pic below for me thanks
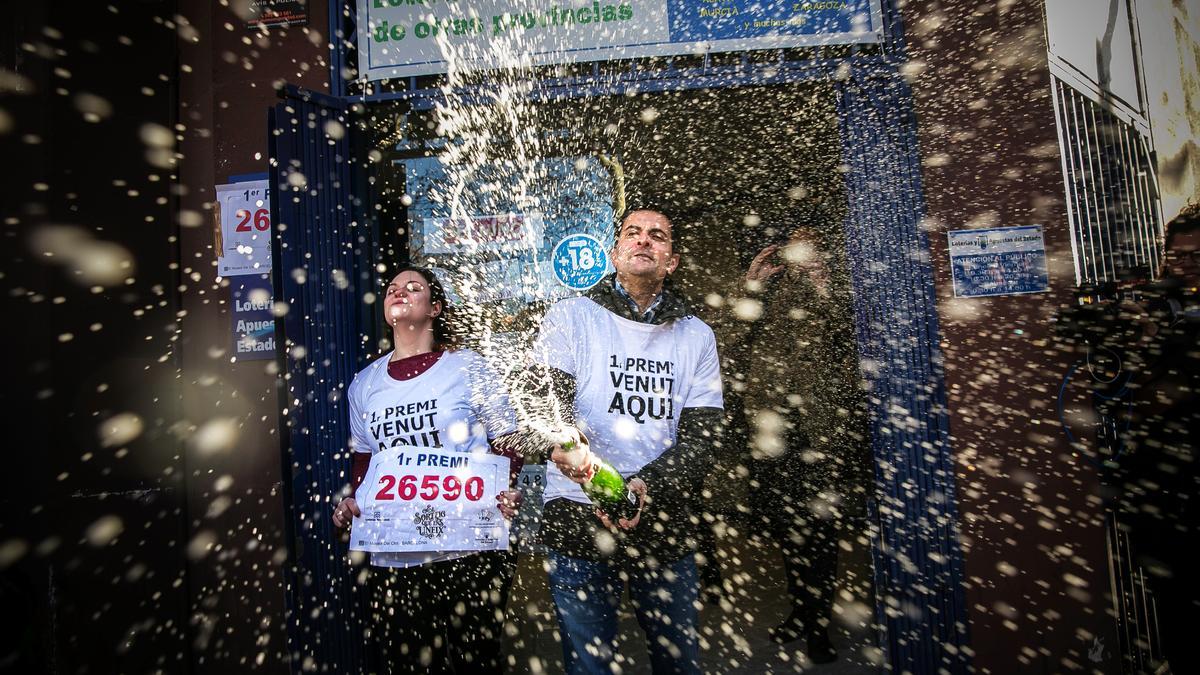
[330,265,523,674]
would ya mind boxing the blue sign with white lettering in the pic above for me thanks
[230,274,276,361]
[552,234,609,290]
[669,0,879,42]
[948,225,1050,298]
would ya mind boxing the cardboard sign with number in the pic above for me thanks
[215,180,272,277]
[350,447,510,553]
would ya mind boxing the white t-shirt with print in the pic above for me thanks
[348,349,517,568]
[531,297,724,504]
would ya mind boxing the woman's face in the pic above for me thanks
[383,270,440,328]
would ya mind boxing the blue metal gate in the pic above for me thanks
[838,69,970,673]
[269,85,378,673]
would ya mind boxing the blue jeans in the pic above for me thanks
[547,552,701,675]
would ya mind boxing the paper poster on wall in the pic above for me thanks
[357,0,884,81]
[948,225,1051,298]
[247,0,308,29]
[214,179,272,277]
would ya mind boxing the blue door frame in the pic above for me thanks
[271,2,969,673]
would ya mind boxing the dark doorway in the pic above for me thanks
[365,79,882,670]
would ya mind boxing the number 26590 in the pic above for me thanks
[375,474,485,502]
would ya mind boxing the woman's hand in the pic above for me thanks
[746,244,785,285]
[331,497,360,529]
[496,489,523,519]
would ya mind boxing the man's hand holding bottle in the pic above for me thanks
[550,429,646,530]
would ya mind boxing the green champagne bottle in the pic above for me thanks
[560,432,642,522]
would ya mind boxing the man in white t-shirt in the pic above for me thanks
[530,208,724,675]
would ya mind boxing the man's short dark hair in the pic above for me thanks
[1165,203,1200,250]
[617,206,673,237]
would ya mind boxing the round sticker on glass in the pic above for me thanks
[552,233,608,290]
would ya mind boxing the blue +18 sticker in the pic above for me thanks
[552,233,608,290]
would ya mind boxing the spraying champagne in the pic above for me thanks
[556,429,642,523]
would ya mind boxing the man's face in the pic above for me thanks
[613,210,679,282]
[1165,228,1200,286]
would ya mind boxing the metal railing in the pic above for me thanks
[1050,76,1163,285]
[1106,511,1164,673]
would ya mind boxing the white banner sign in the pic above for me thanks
[357,0,883,81]
[215,180,272,277]
[350,447,510,553]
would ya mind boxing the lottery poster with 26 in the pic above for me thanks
[214,180,271,278]
[350,447,510,553]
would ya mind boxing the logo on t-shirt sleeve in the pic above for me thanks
[368,398,441,450]
[606,355,676,424]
